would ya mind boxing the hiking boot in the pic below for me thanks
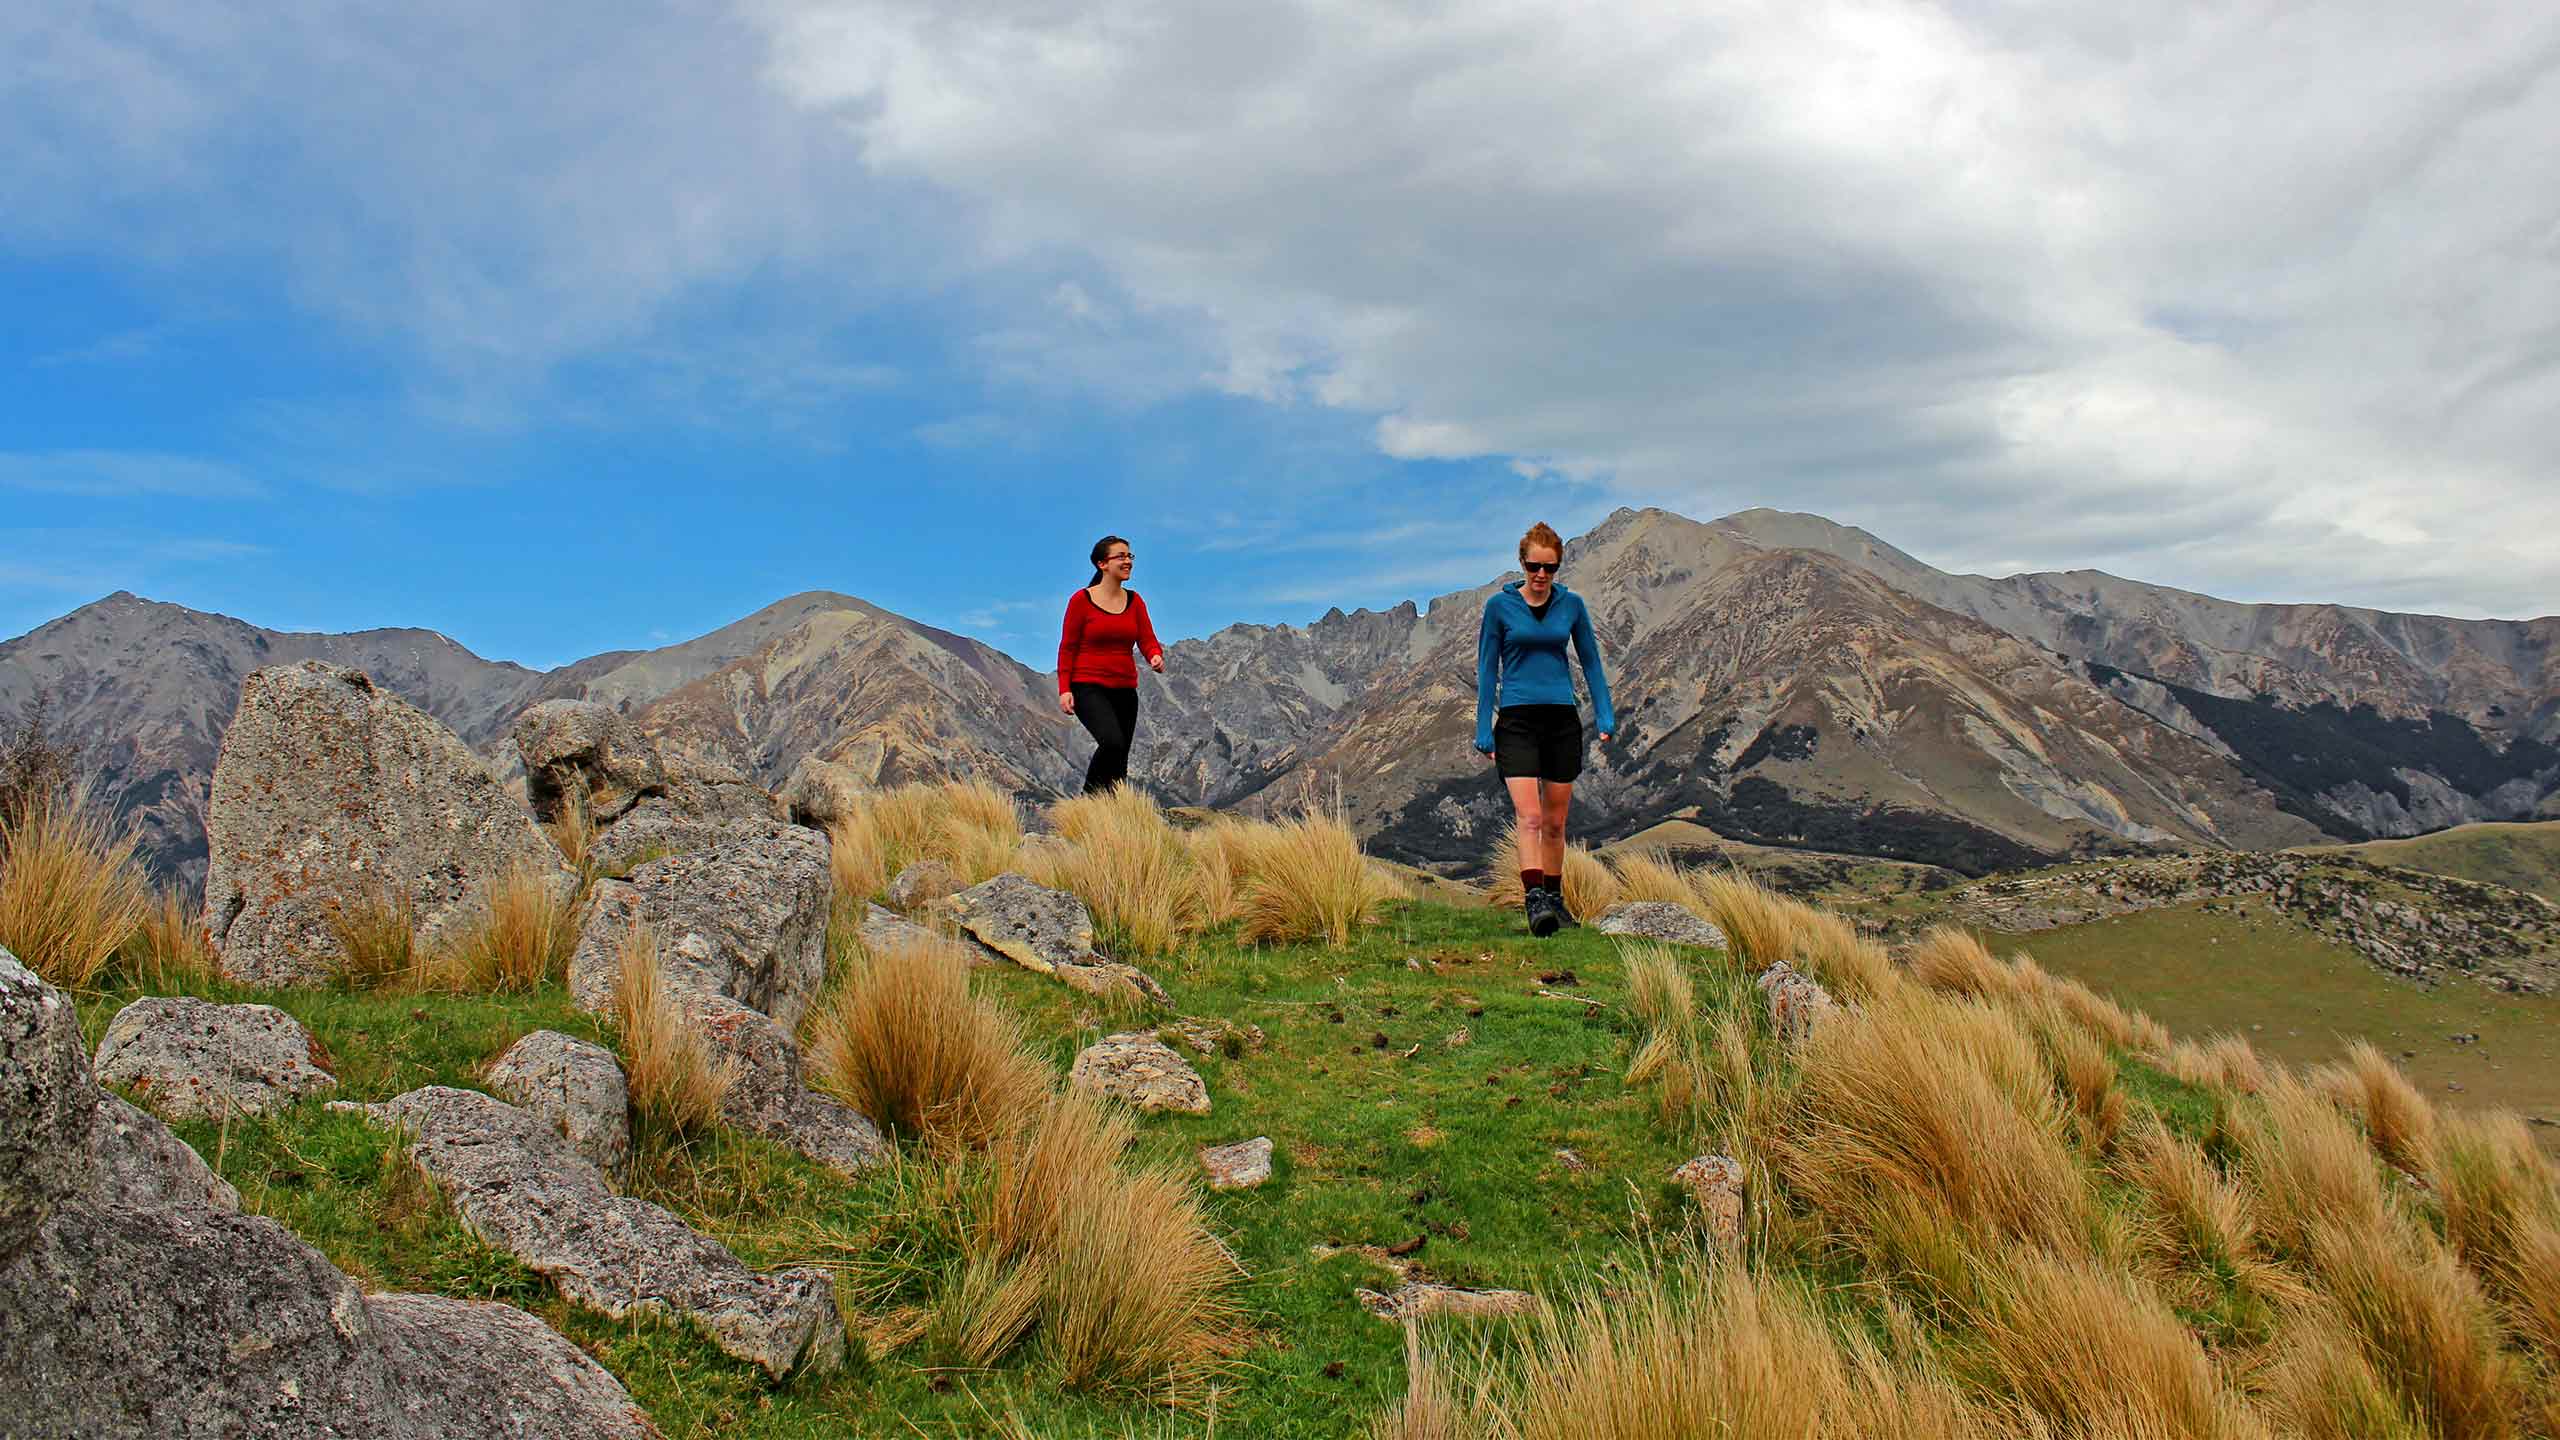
[1526,885,1563,938]
[1547,888,1580,928]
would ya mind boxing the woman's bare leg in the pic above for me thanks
[1503,776,1547,872]
[1539,781,1573,876]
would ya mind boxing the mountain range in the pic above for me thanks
[6,508,2554,887]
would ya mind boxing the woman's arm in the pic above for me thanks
[1570,598,1616,740]
[1056,593,1087,710]
[1475,600,1502,753]
[1133,592,1166,673]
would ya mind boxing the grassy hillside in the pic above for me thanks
[2300,820,2560,903]
[14,783,2560,1437]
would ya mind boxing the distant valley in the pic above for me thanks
[5,507,2554,885]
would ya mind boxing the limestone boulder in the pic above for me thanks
[1594,902,1727,949]
[512,699,669,829]
[94,994,335,1117]
[1200,1136,1274,1191]
[1070,1031,1211,1115]
[887,859,962,911]
[567,827,831,1030]
[0,951,657,1439]
[359,1085,847,1380]
[94,998,336,1121]
[776,753,871,830]
[1757,961,1840,1046]
[937,873,1098,975]
[486,1030,632,1184]
[87,1094,239,1212]
[202,661,565,987]
[0,946,96,1257]
[1670,1153,1745,1250]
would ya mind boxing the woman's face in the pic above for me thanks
[1100,543,1134,582]
[1521,544,1560,602]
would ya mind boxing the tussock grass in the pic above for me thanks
[827,813,890,910]
[1604,848,1695,907]
[1179,819,1251,925]
[1690,870,1805,971]
[327,886,423,990]
[2163,1034,2274,1096]
[121,888,217,991]
[1905,926,2006,1000]
[1374,1263,1992,1440]
[545,804,596,875]
[2433,1110,2560,1356]
[984,1090,1136,1262]
[2264,1304,2431,1440]
[427,861,577,992]
[1238,812,1399,948]
[806,932,1050,1153]
[2305,1217,2519,1440]
[612,925,735,1137]
[1778,989,2092,1267]
[1966,1247,2264,1440]
[1624,943,1696,1041]
[2312,1040,2439,1175]
[1793,908,1894,1004]
[0,785,149,988]
[2116,1117,2260,1292]
[824,780,1023,907]
[2228,1074,2388,1256]
[928,1254,1048,1366]
[1036,787,1205,957]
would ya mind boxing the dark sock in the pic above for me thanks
[1540,875,1563,893]
[1520,869,1543,893]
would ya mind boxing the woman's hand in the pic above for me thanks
[1599,732,1613,744]
[1148,653,1165,674]
[1059,691,1077,716]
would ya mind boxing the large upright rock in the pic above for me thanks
[0,950,659,1439]
[566,827,831,1029]
[202,662,564,987]
[775,753,870,830]
[486,1030,633,1184]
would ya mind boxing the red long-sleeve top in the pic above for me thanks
[1056,588,1164,692]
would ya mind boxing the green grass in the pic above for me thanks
[2299,820,2560,903]
[1980,901,2560,1145]
[71,900,1699,1438]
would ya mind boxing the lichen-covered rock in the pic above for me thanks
[512,699,670,829]
[857,902,945,957]
[1357,1282,1536,1322]
[887,859,962,911]
[1594,901,1727,949]
[0,957,657,1440]
[485,1030,632,1184]
[566,827,831,1030]
[87,1094,239,1212]
[0,946,96,1257]
[358,1085,846,1379]
[94,998,336,1121]
[202,662,566,987]
[1057,958,1172,1008]
[1670,1153,1745,1250]
[1756,961,1839,1046]
[1070,1031,1211,1114]
[1199,1137,1274,1190]
[776,753,871,830]
[682,993,888,1177]
[938,873,1098,975]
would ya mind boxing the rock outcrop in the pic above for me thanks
[1069,1032,1211,1115]
[513,700,669,829]
[0,947,658,1439]
[1756,961,1839,1045]
[202,661,564,987]
[485,1030,633,1184]
[1593,901,1728,949]
[775,753,870,830]
[937,873,1097,974]
[887,859,961,911]
[1670,1153,1745,1249]
[94,997,337,1120]
[357,1085,846,1380]
[1199,1137,1274,1190]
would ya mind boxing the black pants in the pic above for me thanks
[1072,683,1140,794]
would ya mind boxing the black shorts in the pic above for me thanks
[1493,705,1584,783]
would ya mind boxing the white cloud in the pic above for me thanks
[0,451,265,498]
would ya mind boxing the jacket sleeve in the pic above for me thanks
[1475,599,1501,753]
[1056,593,1085,694]
[1132,592,1165,664]
[1571,597,1616,736]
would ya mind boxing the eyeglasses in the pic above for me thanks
[1106,552,1134,563]
[1522,560,1559,575]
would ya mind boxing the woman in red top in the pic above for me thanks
[1056,534,1166,794]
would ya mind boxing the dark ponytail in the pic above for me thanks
[1088,534,1130,587]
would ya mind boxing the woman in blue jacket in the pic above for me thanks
[1476,521,1615,936]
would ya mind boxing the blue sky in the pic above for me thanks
[8,1,2558,671]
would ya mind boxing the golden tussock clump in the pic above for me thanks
[1239,812,1401,948]
[326,886,422,991]
[2431,1109,2560,1357]
[1486,824,1622,920]
[1034,787,1205,957]
[824,780,1024,906]
[1604,847,1695,907]
[2300,1217,2519,1440]
[2309,1040,2439,1176]
[2114,1117,2261,1293]
[1904,926,2007,1000]
[123,888,217,991]
[1965,1247,2267,1440]
[612,924,735,1138]
[428,860,578,992]
[0,785,150,989]
[1689,870,1807,972]
[1372,1263,1994,1440]
[805,931,1050,1154]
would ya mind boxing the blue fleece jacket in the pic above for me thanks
[1474,580,1616,752]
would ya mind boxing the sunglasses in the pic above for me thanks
[1522,560,1559,575]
